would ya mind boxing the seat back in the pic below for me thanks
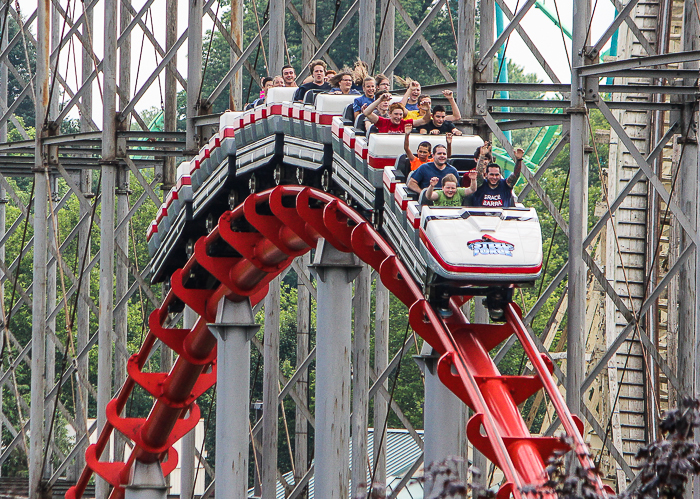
[343,103,355,124]
[394,154,410,177]
[418,188,434,206]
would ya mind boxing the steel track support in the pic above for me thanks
[378,0,394,81]
[678,4,700,497]
[351,264,371,497]
[163,0,178,188]
[0,24,6,479]
[294,253,311,495]
[301,0,317,66]
[187,0,203,154]
[179,306,198,499]
[472,299,489,487]
[262,277,281,499]
[456,0,476,126]
[373,278,389,488]
[29,0,50,496]
[269,0,286,77]
[567,0,591,421]
[229,0,243,110]
[359,0,376,67]
[124,462,168,499]
[416,344,466,495]
[97,0,119,496]
[209,299,259,498]
[310,239,361,499]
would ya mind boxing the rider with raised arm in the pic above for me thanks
[363,92,431,133]
[472,148,524,208]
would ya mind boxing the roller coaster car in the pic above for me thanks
[419,205,543,319]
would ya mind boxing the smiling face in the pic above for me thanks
[272,76,284,87]
[364,79,376,98]
[486,165,501,186]
[442,181,457,198]
[433,146,447,166]
[410,83,421,100]
[312,65,326,84]
[390,107,404,124]
[377,79,390,91]
[282,67,296,84]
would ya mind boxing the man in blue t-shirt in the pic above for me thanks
[472,148,524,208]
[407,144,459,193]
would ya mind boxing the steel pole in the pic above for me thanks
[261,277,280,499]
[163,0,178,189]
[351,264,371,497]
[0,26,6,479]
[269,0,286,76]
[457,0,476,126]
[472,299,489,487]
[418,346,466,495]
[373,279,389,487]
[29,1,50,497]
[230,0,243,110]
[359,0,376,66]
[186,0,203,153]
[378,0,394,81]
[302,0,317,66]
[179,306,197,499]
[209,299,258,498]
[310,239,360,499]
[566,0,590,418]
[294,253,311,495]
[97,0,119,496]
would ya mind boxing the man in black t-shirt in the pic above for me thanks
[294,59,332,101]
[416,105,464,135]
[472,148,524,208]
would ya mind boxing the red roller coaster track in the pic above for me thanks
[67,185,608,499]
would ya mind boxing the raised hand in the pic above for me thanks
[429,176,439,186]
[514,147,524,160]
[442,89,453,98]
[404,123,413,134]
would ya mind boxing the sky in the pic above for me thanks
[47,0,616,123]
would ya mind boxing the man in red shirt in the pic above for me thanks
[362,92,431,133]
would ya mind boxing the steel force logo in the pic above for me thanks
[467,235,515,257]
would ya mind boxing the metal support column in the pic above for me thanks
[97,0,119,496]
[180,307,197,499]
[310,239,361,499]
[456,0,476,125]
[378,0,394,81]
[373,279,389,487]
[351,264,371,496]
[477,0,494,138]
[295,253,311,494]
[262,277,280,499]
[269,0,286,77]
[45,176,57,479]
[187,0,203,153]
[472,300,489,487]
[124,462,168,499]
[114,167,130,462]
[0,26,6,479]
[209,299,259,498]
[163,0,178,189]
[566,0,590,418]
[417,345,466,495]
[29,0,50,496]
[359,0,376,66]
[302,0,317,66]
[230,0,243,110]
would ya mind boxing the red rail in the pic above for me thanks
[68,186,608,499]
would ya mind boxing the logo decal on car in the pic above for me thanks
[467,235,514,257]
